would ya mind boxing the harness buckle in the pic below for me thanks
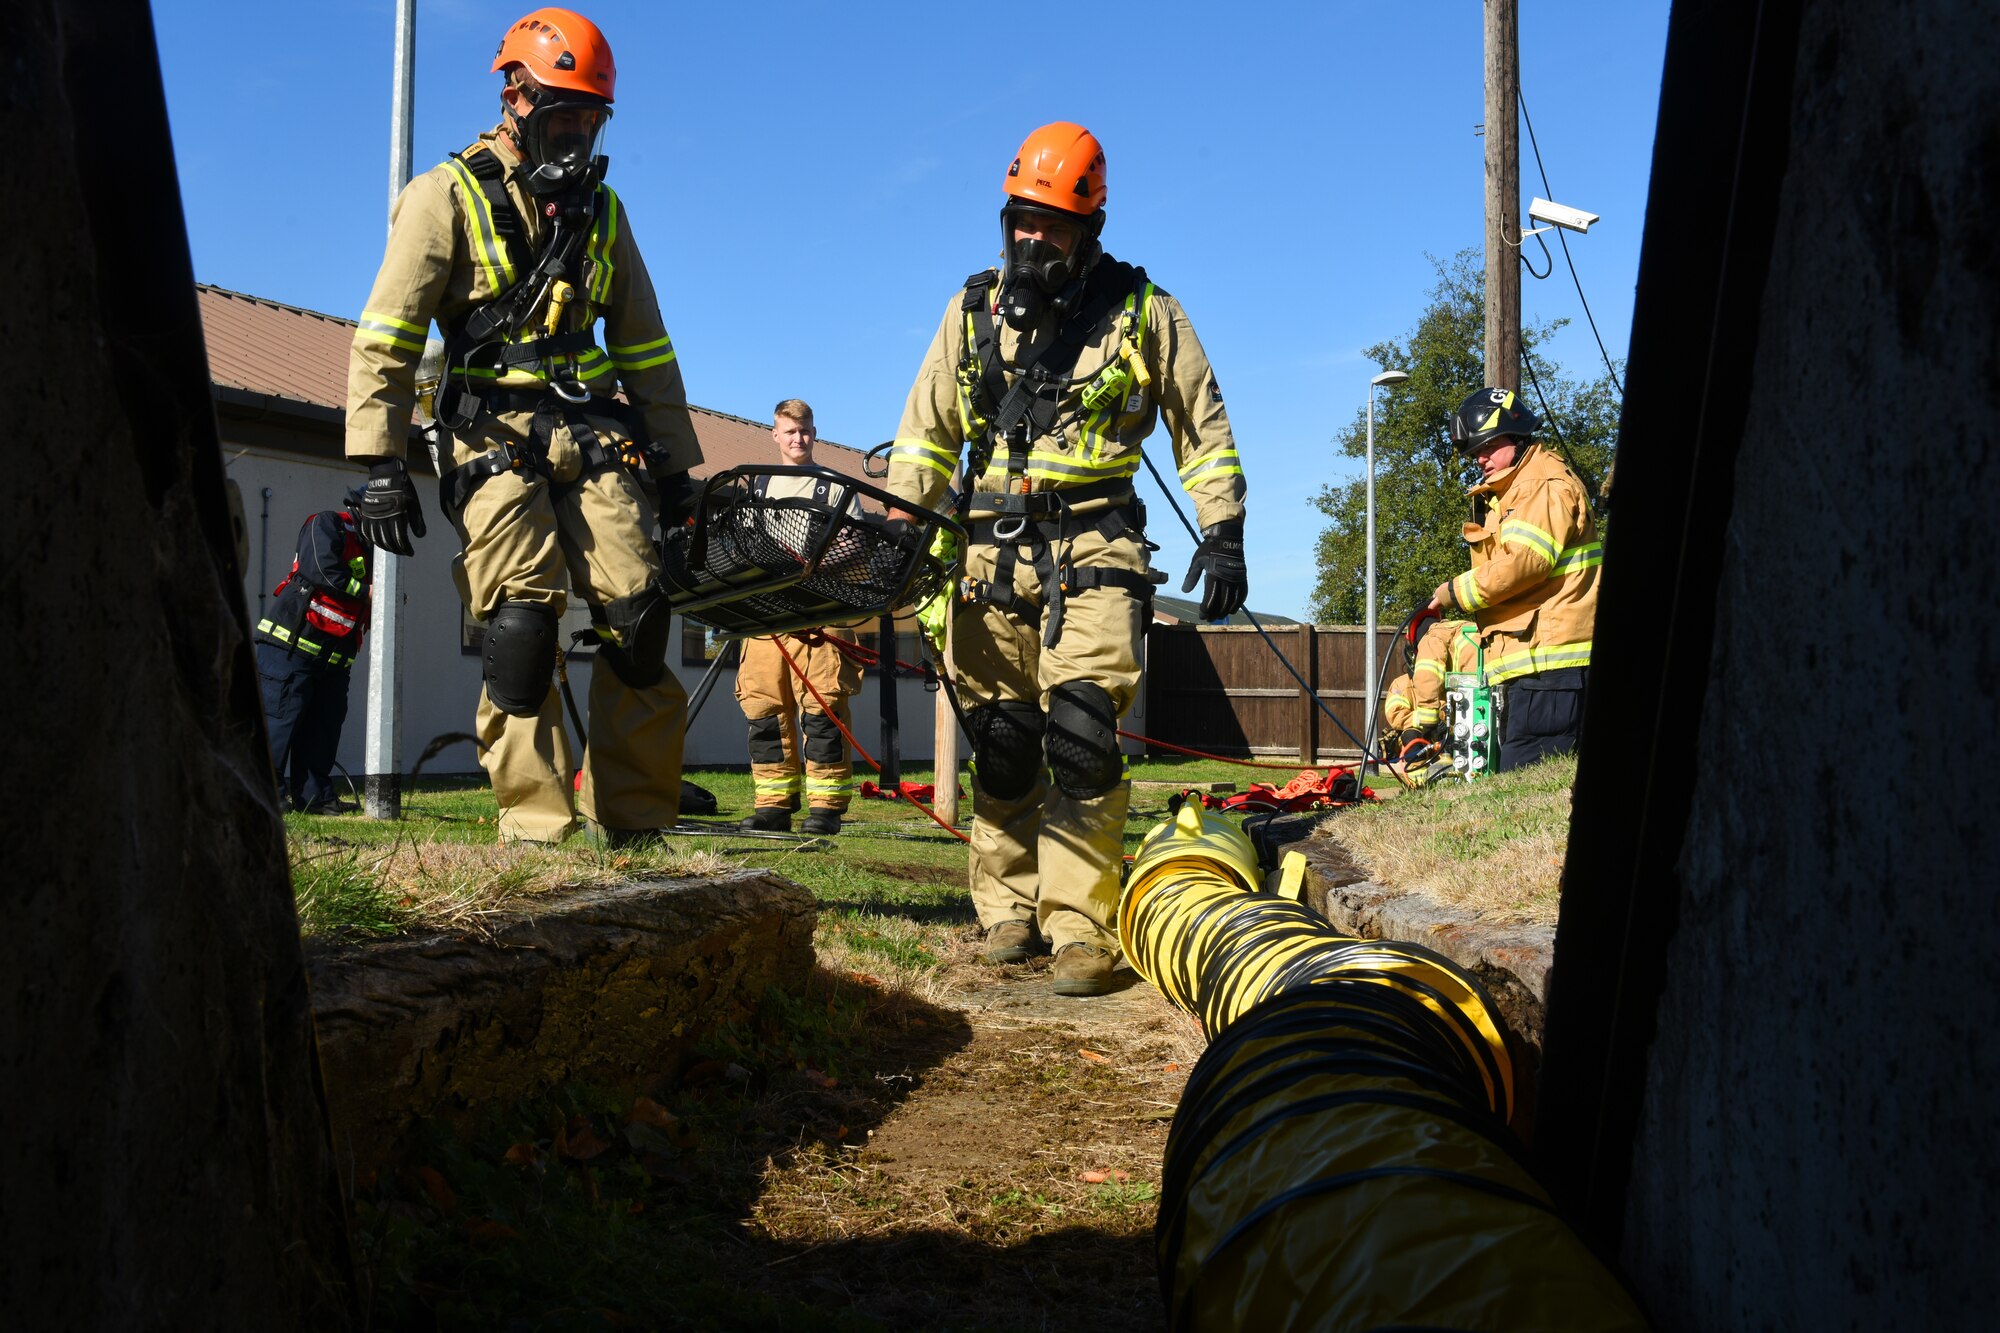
[551,375,591,405]
[991,513,1028,542]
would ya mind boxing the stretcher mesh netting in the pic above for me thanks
[659,466,960,639]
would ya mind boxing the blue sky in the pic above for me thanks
[159,0,1669,620]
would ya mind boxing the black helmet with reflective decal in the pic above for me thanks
[1449,386,1540,457]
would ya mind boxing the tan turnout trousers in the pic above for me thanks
[452,406,685,843]
[953,523,1150,955]
[735,632,862,812]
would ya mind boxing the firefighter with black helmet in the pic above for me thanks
[345,7,704,844]
[885,123,1250,996]
[1429,387,1602,770]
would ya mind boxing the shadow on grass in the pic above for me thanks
[346,965,1157,1331]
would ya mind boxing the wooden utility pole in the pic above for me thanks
[1484,0,1522,391]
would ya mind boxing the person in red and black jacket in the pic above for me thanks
[255,495,373,813]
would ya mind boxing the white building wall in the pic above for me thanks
[225,446,954,778]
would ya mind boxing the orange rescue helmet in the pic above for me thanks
[492,7,617,103]
[1003,122,1107,216]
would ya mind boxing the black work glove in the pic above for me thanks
[355,458,426,556]
[657,469,699,530]
[1181,519,1249,621]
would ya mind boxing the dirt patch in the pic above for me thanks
[852,858,969,889]
[744,952,1204,1330]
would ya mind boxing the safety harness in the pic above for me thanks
[950,261,1167,645]
[430,145,662,518]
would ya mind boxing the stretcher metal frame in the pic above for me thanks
[659,465,964,641]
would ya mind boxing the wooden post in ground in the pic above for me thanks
[1484,0,1522,391]
[934,616,959,824]
[1299,621,1319,765]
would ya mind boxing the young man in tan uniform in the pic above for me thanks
[734,400,865,837]
[345,8,703,843]
[1429,388,1602,771]
[884,123,1250,996]
[1403,613,1480,747]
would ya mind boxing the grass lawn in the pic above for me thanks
[1316,753,1577,926]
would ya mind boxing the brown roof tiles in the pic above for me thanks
[195,283,878,482]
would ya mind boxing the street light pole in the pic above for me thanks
[363,0,416,820]
[1363,368,1410,771]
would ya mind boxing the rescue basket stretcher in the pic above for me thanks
[658,465,963,640]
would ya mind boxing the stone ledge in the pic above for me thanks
[305,869,816,1174]
[1283,832,1554,1067]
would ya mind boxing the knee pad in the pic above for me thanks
[594,584,671,689]
[966,701,1046,801]
[745,714,788,764]
[483,601,557,717]
[802,711,846,765]
[1046,681,1123,799]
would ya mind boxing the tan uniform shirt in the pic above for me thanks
[345,128,701,475]
[885,260,1246,527]
[1383,672,1415,735]
[1409,618,1479,726]
[1445,444,1602,683]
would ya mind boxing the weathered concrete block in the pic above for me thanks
[1289,835,1554,1067]
[305,870,816,1173]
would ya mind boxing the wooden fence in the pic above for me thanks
[1142,624,1400,762]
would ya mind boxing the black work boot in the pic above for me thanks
[1052,943,1116,996]
[800,807,843,836]
[740,807,793,833]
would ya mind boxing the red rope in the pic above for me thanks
[770,636,971,844]
[1110,729,1348,774]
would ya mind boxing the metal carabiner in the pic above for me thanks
[551,373,591,405]
[992,513,1027,543]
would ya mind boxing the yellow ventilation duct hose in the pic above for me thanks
[1120,799,1649,1332]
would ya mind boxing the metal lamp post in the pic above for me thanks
[1363,368,1410,770]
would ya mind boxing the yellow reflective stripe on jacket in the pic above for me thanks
[607,333,676,371]
[1499,516,1559,567]
[1025,449,1142,483]
[357,310,427,352]
[1177,450,1245,484]
[256,620,355,668]
[1411,705,1441,725]
[1552,541,1604,576]
[1452,569,1487,611]
[444,154,517,292]
[1413,659,1446,681]
[1486,639,1593,683]
[890,437,959,479]
[586,184,618,305]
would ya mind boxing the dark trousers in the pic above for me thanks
[1495,666,1588,772]
[257,641,353,808]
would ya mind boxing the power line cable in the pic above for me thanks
[1518,87,1626,396]
[1521,346,1605,516]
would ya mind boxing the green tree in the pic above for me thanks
[1308,251,1619,625]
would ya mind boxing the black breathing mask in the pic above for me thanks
[511,90,613,197]
[997,202,1102,330]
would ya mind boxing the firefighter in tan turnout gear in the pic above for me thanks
[735,400,865,837]
[346,7,703,844]
[1429,388,1601,771]
[885,123,1250,996]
